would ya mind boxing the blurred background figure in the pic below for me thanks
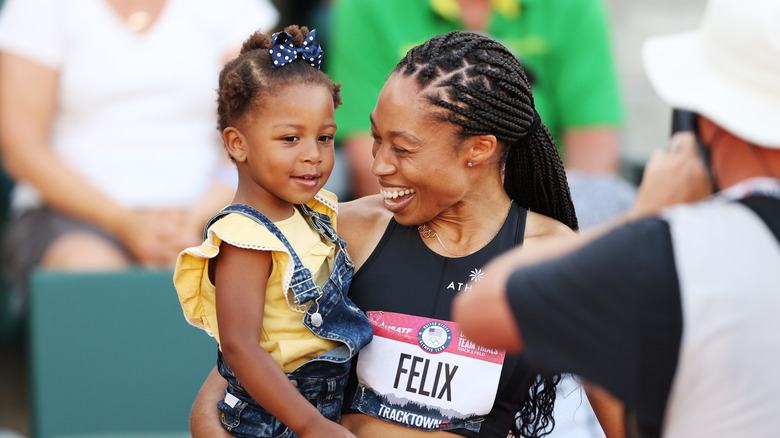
[0,2,279,436]
[0,0,279,316]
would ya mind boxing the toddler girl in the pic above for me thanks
[173,25,372,438]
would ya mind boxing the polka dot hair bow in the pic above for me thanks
[269,29,323,69]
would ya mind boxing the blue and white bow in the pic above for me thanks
[269,29,323,69]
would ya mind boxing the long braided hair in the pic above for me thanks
[395,31,575,437]
[395,30,578,232]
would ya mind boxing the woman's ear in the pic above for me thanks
[467,134,499,167]
[222,127,247,163]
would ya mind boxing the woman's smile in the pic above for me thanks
[379,187,416,211]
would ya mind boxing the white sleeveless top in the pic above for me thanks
[662,196,780,437]
[0,0,278,210]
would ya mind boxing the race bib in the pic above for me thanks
[351,311,505,432]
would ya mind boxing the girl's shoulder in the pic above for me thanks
[305,189,340,224]
[207,212,286,251]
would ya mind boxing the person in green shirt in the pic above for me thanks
[328,0,624,199]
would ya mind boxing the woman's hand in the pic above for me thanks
[189,368,357,438]
[299,418,357,438]
[190,367,232,438]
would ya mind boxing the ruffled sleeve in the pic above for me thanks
[308,189,339,228]
[172,213,289,340]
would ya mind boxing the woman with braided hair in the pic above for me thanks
[191,30,590,437]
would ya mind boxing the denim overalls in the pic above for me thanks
[207,203,373,438]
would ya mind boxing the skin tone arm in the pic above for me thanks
[0,53,130,243]
[214,243,355,438]
[0,52,228,266]
[585,382,626,438]
[189,366,229,437]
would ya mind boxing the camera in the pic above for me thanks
[670,109,717,190]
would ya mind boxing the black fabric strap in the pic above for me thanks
[738,195,780,243]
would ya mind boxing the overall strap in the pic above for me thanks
[300,203,339,244]
[204,204,321,306]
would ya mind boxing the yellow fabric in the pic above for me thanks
[173,190,341,372]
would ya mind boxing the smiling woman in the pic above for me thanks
[190,31,583,438]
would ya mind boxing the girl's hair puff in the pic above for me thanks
[216,25,342,133]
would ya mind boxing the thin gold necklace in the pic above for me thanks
[418,201,512,257]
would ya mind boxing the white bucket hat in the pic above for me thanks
[643,0,780,149]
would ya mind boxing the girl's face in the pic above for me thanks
[369,74,471,225]
[230,84,336,217]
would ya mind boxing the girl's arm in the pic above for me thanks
[214,243,355,438]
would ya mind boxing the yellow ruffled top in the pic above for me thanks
[173,190,341,372]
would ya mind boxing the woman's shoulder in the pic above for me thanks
[524,210,577,241]
[338,195,393,269]
[339,195,392,228]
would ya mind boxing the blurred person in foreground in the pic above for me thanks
[0,0,278,307]
[453,0,780,436]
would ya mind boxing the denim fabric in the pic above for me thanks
[206,203,373,437]
[218,352,350,437]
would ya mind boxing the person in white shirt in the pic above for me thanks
[0,0,278,306]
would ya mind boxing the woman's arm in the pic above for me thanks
[585,382,626,438]
[337,194,391,270]
[190,366,232,438]
[215,243,355,438]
